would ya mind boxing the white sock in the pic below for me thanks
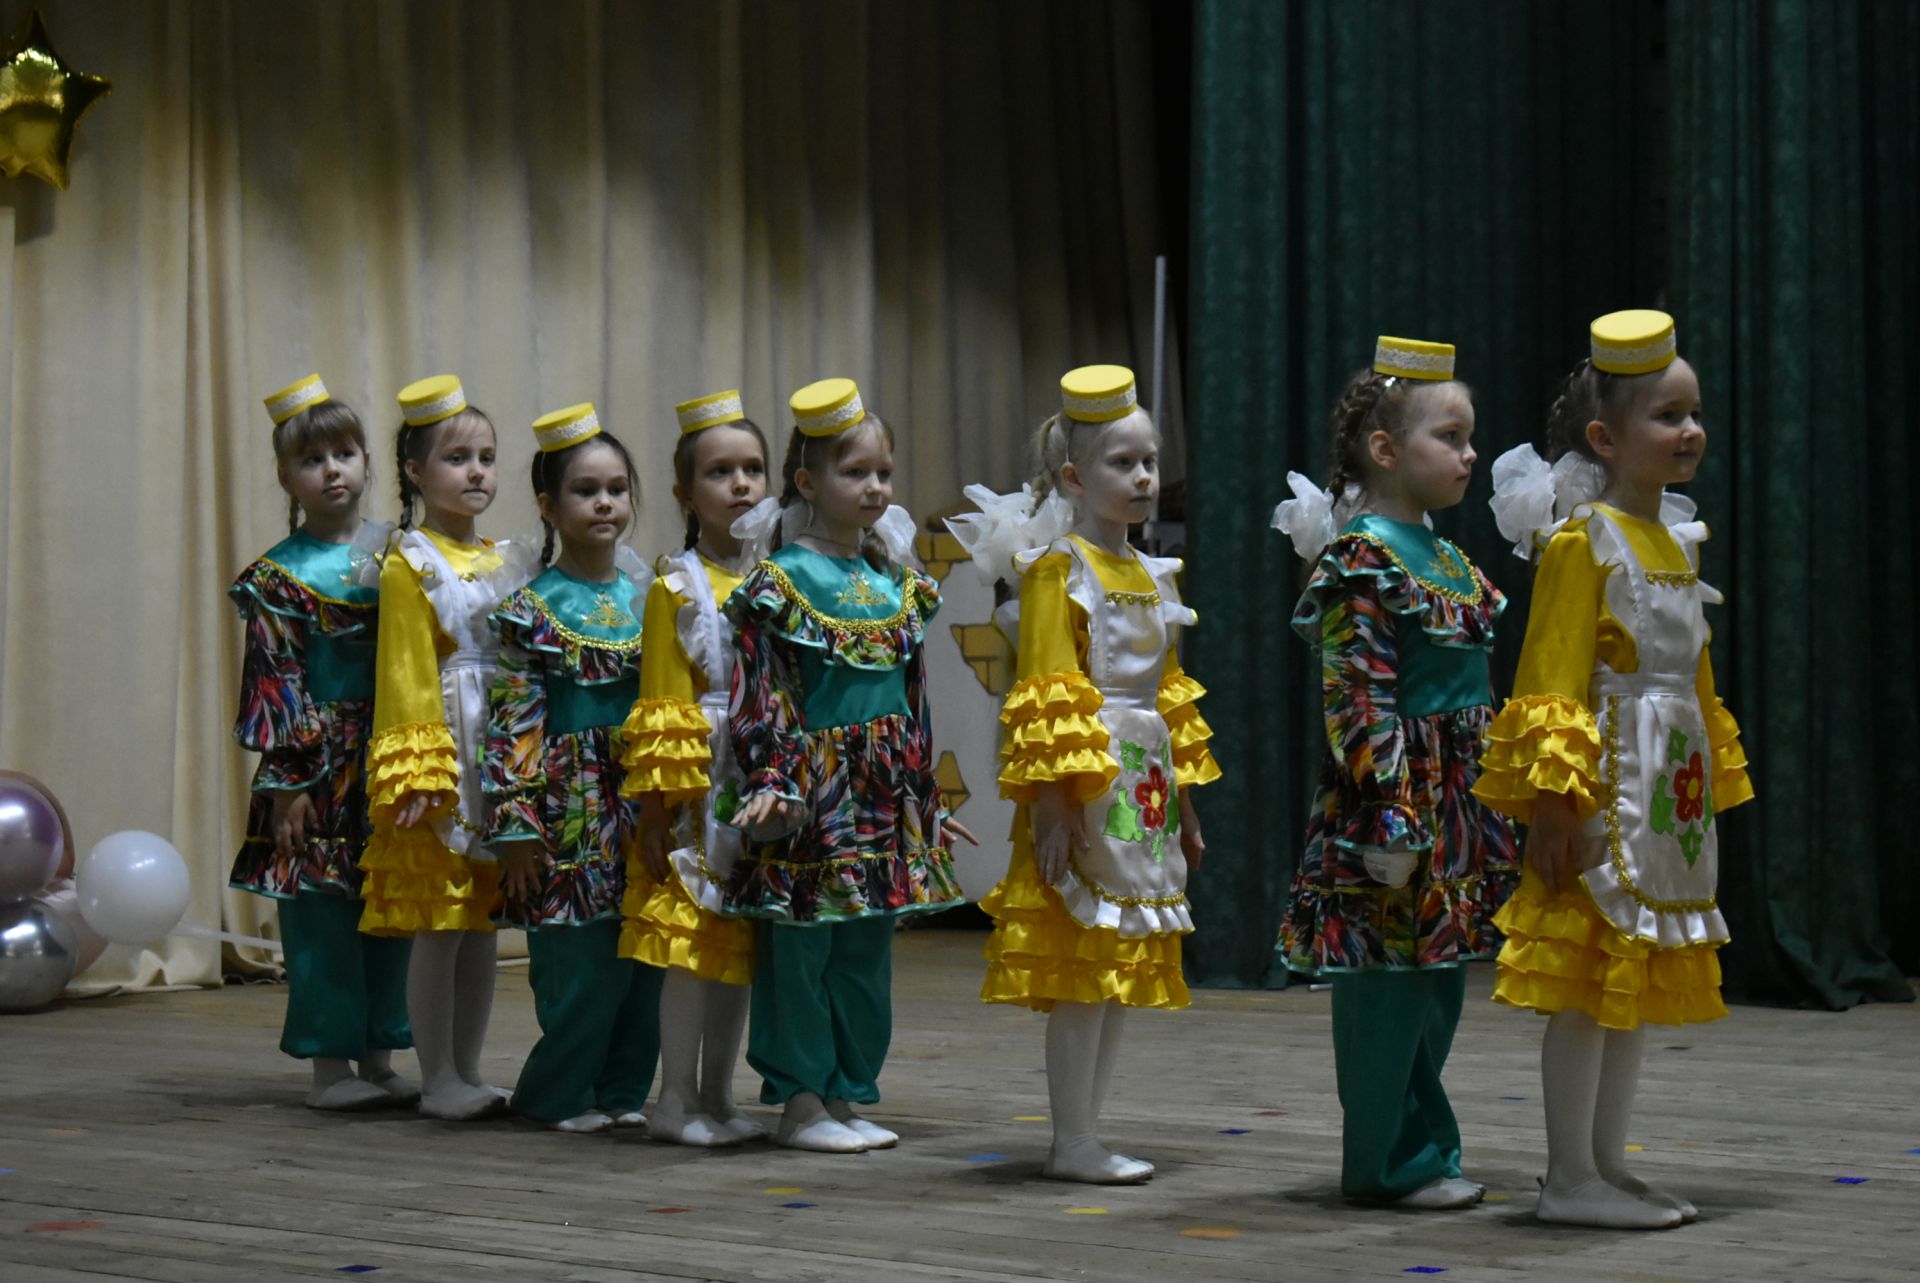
[407,931,501,1120]
[1537,1012,1678,1229]
[700,981,763,1140]
[1593,1025,1697,1219]
[649,971,733,1146]
[552,1109,613,1134]
[1396,1177,1482,1209]
[1042,1001,1151,1184]
[307,1058,389,1110]
[357,1049,419,1103]
[451,930,500,1093]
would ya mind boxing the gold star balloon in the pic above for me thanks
[0,9,110,191]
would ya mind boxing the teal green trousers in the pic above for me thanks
[1330,967,1466,1200]
[277,893,411,1060]
[512,919,664,1123]
[749,917,893,1106]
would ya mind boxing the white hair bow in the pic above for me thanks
[945,483,1074,584]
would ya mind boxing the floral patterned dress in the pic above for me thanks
[981,534,1222,1012]
[1475,501,1752,1029]
[1278,514,1519,973]
[482,564,646,928]
[722,543,962,922]
[228,531,380,898]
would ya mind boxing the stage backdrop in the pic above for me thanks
[1186,0,1917,1008]
[0,0,1180,987]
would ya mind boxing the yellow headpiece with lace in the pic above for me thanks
[1059,364,1138,423]
[531,403,602,452]
[1373,337,1455,381]
[397,374,468,427]
[676,389,746,435]
[263,374,330,426]
[1590,309,1677,375]
[790,377,866,437]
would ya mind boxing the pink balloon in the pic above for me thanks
[0,780,64,900]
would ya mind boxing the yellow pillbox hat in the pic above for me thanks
[1059,365,1137,423]
[790,377,865,437]
[531,403,602,452]
[676,389,746,435]
[397,374,468,427]
[1373,337,1455,381]
[1590,309,1677,375]
[263,374,330,426]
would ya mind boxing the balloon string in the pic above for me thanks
[173,921,285,954]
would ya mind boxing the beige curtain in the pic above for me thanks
[0,0,1176,987]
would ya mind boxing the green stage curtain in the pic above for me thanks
[1669,0,1917,1004]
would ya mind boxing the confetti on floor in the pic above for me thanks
[1217,1128,1251,1135]
[337,1269,380,1276]
[26,1222,103,1232]
[1255,1109,1288,1116]
[647,1206,694,1214]
[1404,1269,1448,1275]
[1065,1207,1109,1215]
[780,1202,818,1209]
[1906,1147,1920,1155]
[48,1128,85,1135]
[1014,1115,1047,1122]
[1483,1193,1511,1204]
[964,1153,1010,1162]
[1625,1144,1645,1152]
[1499,1095,1527,1101]
[1833,1177,1868,1185]
[1181,1227,1241,1239]
[765,1186,804,1195]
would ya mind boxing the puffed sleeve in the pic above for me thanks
[1695,647,1754,814]
[1473,523,1605,824]
[619,574,713,806]
[997,552,1119,806]
[365,547,459,824]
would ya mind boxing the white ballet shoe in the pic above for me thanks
[551,1109,614,1135]
[1536,1176,1683,1229]
[648,1103,740,1148]
[1394,1177,1483,1210]
[306,1076,393,1112]
[826,1099,898,1149]
[418,1082,510,1121]
[709,1108,768,1143]
[1042,1140,1154,1185]
[611,1110,648,1129]
[1600,1169,1698,1222]
[357,1068,421,1108]
[775,1106,875,1152]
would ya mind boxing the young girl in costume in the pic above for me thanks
[229,374,414,1110]
[618,391,770,1147]
[949,365,1219,1185]
[482,404,662,1134]
[724,377,971,1153]
[1477,310,1753,1229]
[1271,338,1519,1208]
[358,375,521,1120]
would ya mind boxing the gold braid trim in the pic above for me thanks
[757,561,925,636]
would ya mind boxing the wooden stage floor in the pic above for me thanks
[3,930,1915,1281]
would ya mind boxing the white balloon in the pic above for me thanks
[76,830,191,947]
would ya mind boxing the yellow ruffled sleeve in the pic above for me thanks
[1475,524,1605,824]
[1696,648,1753,813]
[1157,653,1222,789]
[619,573,712,806]
[367,545,459,823]
[998,552,1118,806]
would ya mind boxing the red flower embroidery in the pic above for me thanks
[1672,752,1706,825]
[1134,766,1170,831]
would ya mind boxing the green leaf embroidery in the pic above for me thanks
[1104,793,1143,843]
[1149,829,1165,863]
[1119,740,1147,773]
[1667,727,1690,766]
[1650,775,1677,836]
[1701,774,1714,831]
[1678,827,1704,867]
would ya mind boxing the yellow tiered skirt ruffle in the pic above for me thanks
[998,672,1118,805]
[979,822,1189,1013]
[618,855,754,985]
[1701,693,1755,812]
[618,698,713,807]
[1492,863,1725,1030]
[357,824,501,936]
[1158,670,1223,788]
[1473,693,1604,826]
[364,720,461,824]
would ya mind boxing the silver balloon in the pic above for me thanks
[0,899,79,1011]
[0,780,64,899]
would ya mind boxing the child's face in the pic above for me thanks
[1062,414,1159,528]
[1591,359,1705,492]
[279,436,368,523]
[680,425,767,542]
[539,438,632,555]
[1372,382,1477,513]
[798,423,893,532]
[409,417,497,520]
